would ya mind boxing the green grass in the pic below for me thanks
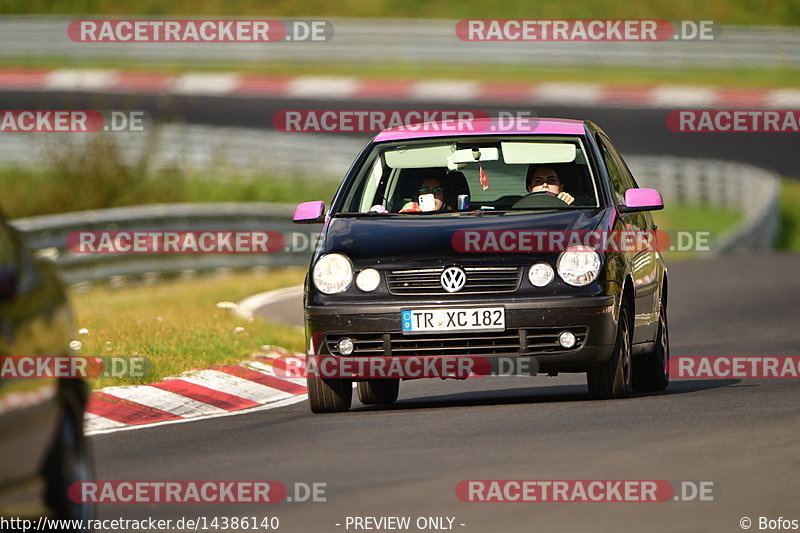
[3,0,800,26]
[2,56,799,90]
[777,177,800,251]
[72,268,307,389]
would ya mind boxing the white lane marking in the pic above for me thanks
[766,89,800,108]
[99,385,228,417]
[84,412,126,432]
[651,86,717,108]
[21,68,796,112]
[171,73,239,95]
[45,69,118,91]
[533,83,602,105]
[86,394,308,436]
[235,285,303,320]
[287,76,358,99]
[410,80,480,102]
[244,360,308,386]
[178,369,292,403]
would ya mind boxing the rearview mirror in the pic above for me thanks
[450,147,499,164]
[619,188,664,213]
[293,201,326,224]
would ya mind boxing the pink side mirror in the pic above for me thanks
[293,201,326,224]
[620,188,663,213]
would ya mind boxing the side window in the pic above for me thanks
[598,135,653,229]
[357,157,386,212]
[598,135,635,205]
[600,144,626,205]
[610,143,640,188]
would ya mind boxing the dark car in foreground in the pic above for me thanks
[0,210,93,525]
[294,118,669,413]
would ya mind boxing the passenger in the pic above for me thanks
[400,177,450,212]
[526,166,575,205]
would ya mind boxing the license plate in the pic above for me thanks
[401,307,505,334]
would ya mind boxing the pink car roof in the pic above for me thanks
[372,117,586,142]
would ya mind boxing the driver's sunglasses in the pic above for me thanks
[531,177,560,186]
[419,187,444,195]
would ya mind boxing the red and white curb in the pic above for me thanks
[2,68,800,109]
[84,346,306,436]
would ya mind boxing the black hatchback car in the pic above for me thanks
[0,209,93,525]
[294,118,669,413]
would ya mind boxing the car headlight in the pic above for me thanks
[528,262,554,287]
[313,253,353,294]
[557,245,601,286]
[355,268,381,292]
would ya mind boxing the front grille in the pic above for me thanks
[392,330,521,356]
[325,327,588,357]
[387,266,522,295]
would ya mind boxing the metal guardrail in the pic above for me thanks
[628,157,781,253]
[9,156,781,286]
[10,203,308,286]
[0,17,798,69]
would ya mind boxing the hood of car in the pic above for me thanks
[321,208,611,268]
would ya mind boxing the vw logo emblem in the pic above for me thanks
[440,266,467,293]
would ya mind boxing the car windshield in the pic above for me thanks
[336,136,600,215]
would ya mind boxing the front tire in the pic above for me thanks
[587,303,632,399]
[44,390,94,525]
[357,379,400,405]
[307,377,352,413]
[632,299,670,392]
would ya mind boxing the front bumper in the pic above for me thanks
[306,295,617,372]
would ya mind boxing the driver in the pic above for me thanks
[526,166,575,205]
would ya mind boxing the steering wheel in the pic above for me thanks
[512,191,570,208]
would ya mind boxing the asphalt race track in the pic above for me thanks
[2,90,797,176]
[91,254,800,532]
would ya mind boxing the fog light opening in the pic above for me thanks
[558,331,576,349]
[337,337,355,355]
